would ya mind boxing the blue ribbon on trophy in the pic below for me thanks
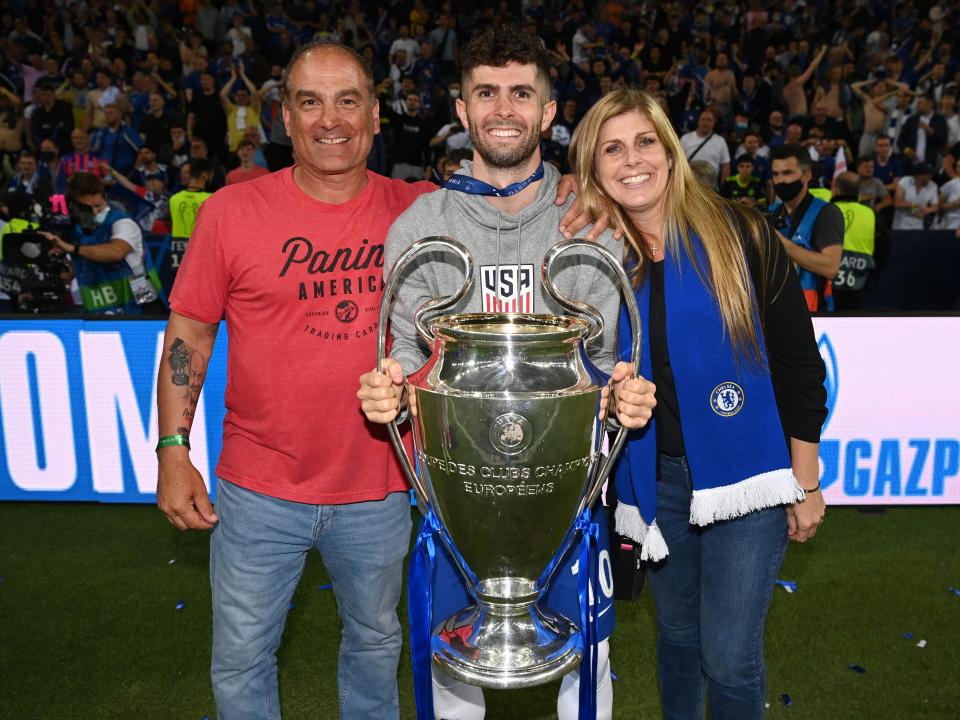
[575,508,601,720]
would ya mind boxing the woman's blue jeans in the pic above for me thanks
[209,479,412,720]
[646,455,788,720]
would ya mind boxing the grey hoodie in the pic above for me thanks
[385,160,624,375]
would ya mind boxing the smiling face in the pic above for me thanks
[281,47,379,178]
[594,109,671,221]
[456,62,555,170]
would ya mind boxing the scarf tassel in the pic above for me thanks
[689,469,803,526]
[614,502,669,562]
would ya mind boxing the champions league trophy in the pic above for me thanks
[377,236,640,689]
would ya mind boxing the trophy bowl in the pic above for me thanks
[410,312,603,687]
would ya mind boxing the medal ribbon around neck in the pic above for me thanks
[443,162,544,197]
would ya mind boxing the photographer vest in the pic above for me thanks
[770,195,834,312]
[74,208,162,314]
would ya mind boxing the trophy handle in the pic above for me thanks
[541,239,642,509]
[377,236,475,512]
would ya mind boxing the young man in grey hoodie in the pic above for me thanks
[359,25,656,720]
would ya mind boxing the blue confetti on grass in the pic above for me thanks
[847,664,866,674]
[175,600,186,611]
[781,694,792,706]
[289,601,295,610]
[775,579,798,593]
[318,583,333,591]
[610,670,618,681]
[901,632,914,639]
[949,587,960,596]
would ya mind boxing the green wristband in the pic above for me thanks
[156,434,191,451]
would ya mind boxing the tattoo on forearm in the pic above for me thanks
[176,426,190,439]
[167,336,208,435]
[168,338,189,386]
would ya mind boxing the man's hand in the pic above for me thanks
[556,173,623,240]
[607,361,656,429]
[786,488,825,542]
[358,357,407,423]
[40,230,73,255]
[156,449,218,530]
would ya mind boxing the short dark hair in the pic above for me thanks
[69,171,106,198]
[188,157,213,179]
[835,172,860,197]
[770,143,812,172]
[237,139,255,150]
[281,40,376,104]
[460,25,552,98]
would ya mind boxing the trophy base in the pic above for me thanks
[432,601,582,689]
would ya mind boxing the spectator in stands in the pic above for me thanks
[86,71,124,131]
[187,136,225,190]
[721,155,767,209]
[140,93,173,154]
[781,45,827,119]
[766,110,787,148]
[131,145,168,188]
[37,139,60,185]
[898,93,949,167]
[0,86,25,178]
[239,126,268,168]
[852,78,899,158]
[159,123,191,179]
[90,104,143,176]
[872,135,904,193]
[107,163,171,235]
[226,139,270,185]
[428,13,458,77]
[770,143,844,312]
[893,162,939,230]
[941,88,960,148]
[703,52,738,122]
[937,169,960,230]
[56,71,91,130]
[689,160,719,191]
[4,150,52,204]
[220,62,261,153]
[855,156,893,214]
[386,92,431,181]
[389,24,419,68]
[680,108,730,184]
[188,72,227,161]
[885,86,915,148]
[28,80,74,154]
[58,128,109,192]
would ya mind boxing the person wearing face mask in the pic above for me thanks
[42,171,165,315]
[769,144,844,312]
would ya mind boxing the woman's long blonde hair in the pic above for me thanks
[569,87,772,363]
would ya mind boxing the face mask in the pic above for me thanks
[40,151,56,162]
[449,88,460,98]
[774,179,804,203]
[94,206,110,224]
[735,122,748,131]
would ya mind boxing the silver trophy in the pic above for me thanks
[377,237,640,689]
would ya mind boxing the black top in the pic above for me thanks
[649,219,827,459]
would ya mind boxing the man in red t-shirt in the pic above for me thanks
[155,41,433,720]
[225,139,271,185]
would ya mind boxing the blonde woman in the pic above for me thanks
[570,87,827,719]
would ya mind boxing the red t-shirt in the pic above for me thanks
[225,164,271,185]
[169,167,434,504]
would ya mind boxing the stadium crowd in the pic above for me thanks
[0,0,958,298]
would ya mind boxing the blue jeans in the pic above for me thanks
[646,455,788,720]
[210,479,412,720]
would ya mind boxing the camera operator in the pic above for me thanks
[42,172,166,315]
